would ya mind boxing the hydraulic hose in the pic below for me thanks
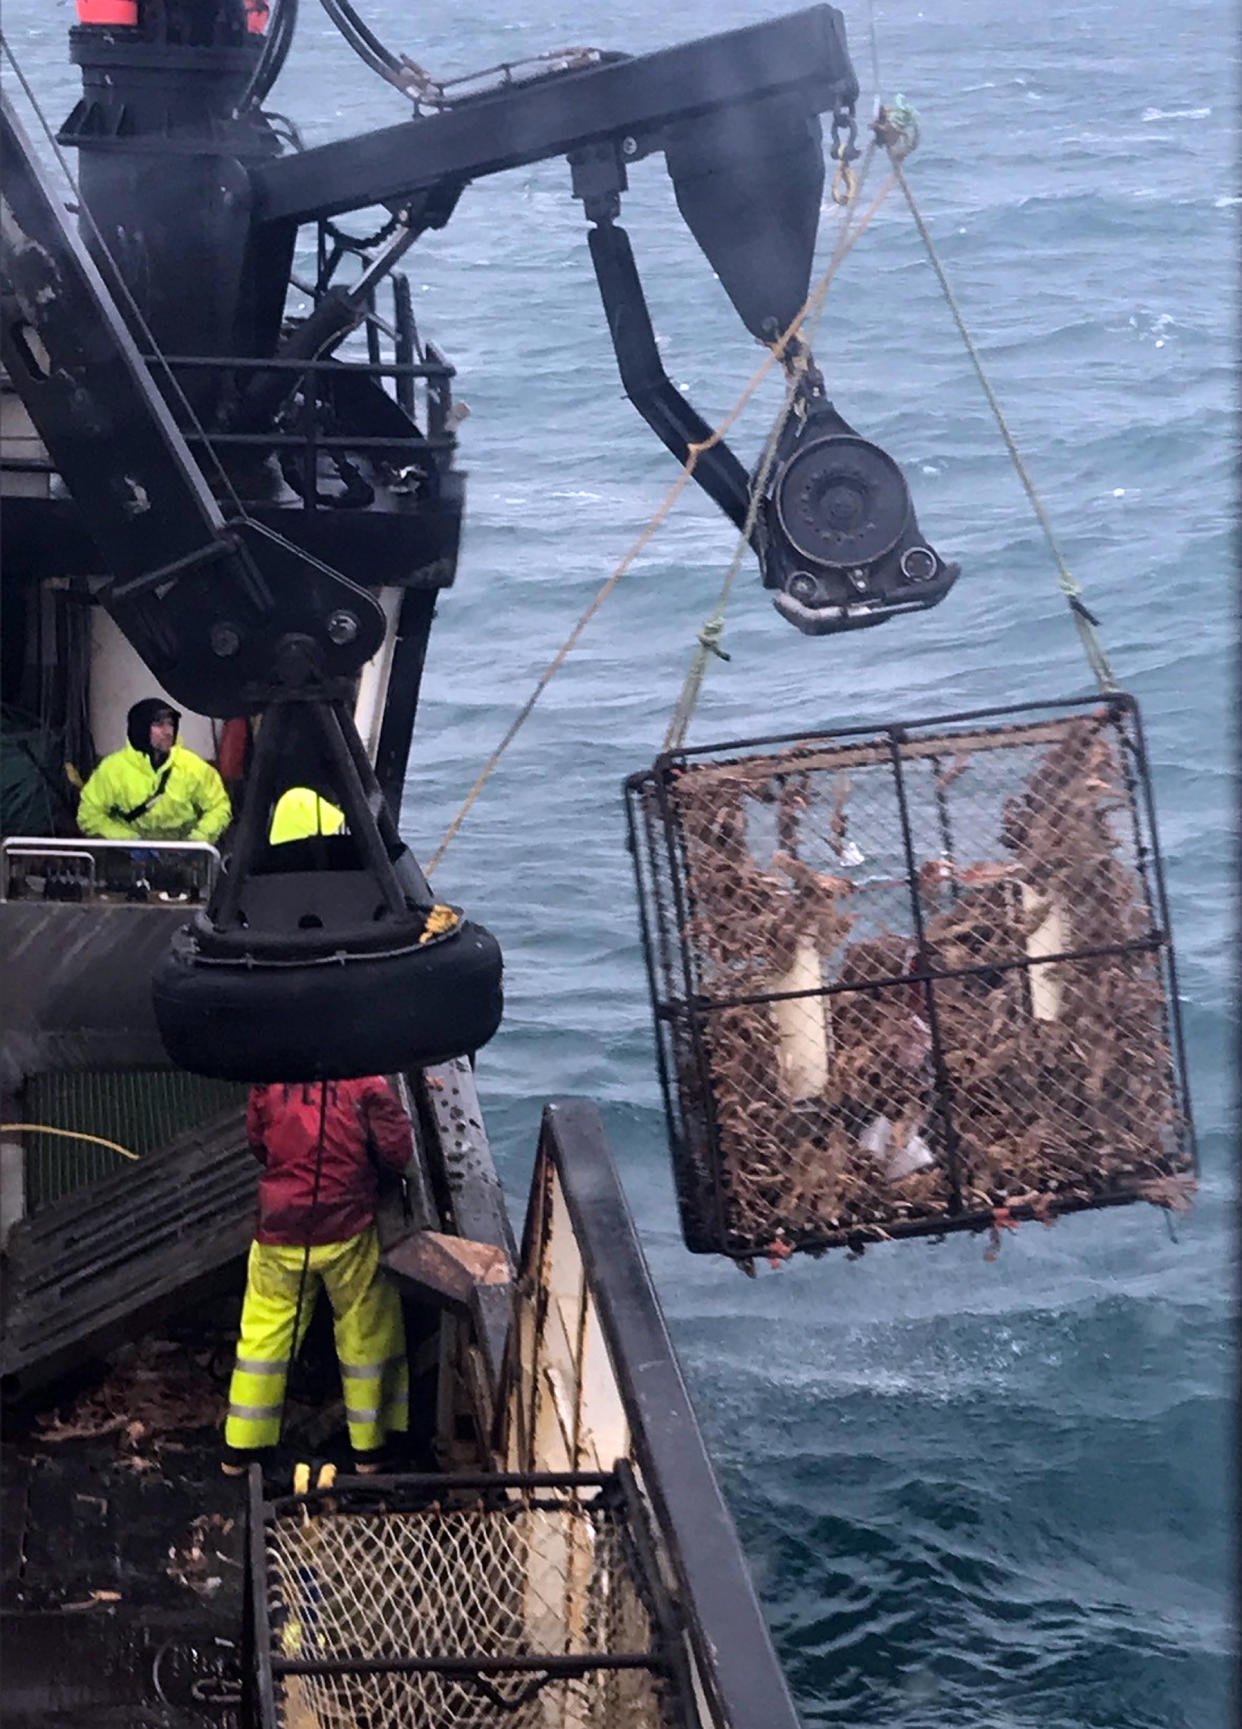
[236,0,298,115]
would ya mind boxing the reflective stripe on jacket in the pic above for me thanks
[247,1077,413,1246]
[77,742,231,843]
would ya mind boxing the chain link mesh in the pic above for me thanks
[628,701,1194,1257]
[263,1484,686,1728]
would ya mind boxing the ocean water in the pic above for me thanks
[4,0,1236,1722]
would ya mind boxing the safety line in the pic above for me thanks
[886,150,1119,693]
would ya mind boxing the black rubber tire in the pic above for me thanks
[151,920,503,1081]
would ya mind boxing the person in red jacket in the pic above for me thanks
[223,1076,412,1474]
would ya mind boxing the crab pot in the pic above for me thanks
[245,1469,695,1728]
[625,696,1195,1260]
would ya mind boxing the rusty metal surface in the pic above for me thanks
[383,1229,511,1313]
[412,1059,516,1387]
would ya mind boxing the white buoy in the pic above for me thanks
[1021,882,1068,1021]
[771,936,829,1101]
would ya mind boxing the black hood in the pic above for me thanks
[127,697,181,754]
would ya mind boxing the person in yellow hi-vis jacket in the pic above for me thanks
[78,698,231,843]
[222,1077,412,1475]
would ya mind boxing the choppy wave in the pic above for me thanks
[1141,105,1213,121]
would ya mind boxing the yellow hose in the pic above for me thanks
[0,1124,140,1161]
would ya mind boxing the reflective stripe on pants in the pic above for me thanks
[225,1226,408,1454]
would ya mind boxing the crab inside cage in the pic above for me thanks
[626,696,1196,1261]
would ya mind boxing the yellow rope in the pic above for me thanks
[0,1123,140,1160]
[427,166,896,874]
[886,146,1119,694]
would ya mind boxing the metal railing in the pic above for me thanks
[0,835,219,904]
[1,348,457,514]
[241,1100,802,1729]
[148,347,457,513]
[501,1101,804,1729]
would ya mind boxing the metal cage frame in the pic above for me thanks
[625,693,1197,1260]
[244,1464,697,1728]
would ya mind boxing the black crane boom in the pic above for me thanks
[250,8,856,227]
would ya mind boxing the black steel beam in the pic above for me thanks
[587,222,751,530]
[251,7,856,225]
[374,589,437,814]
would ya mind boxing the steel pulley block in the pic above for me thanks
[758,387,959,634]
[775,435,909,568]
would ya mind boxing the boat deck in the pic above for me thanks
[3,1413,249,1728]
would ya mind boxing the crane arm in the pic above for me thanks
[249,8,856,230]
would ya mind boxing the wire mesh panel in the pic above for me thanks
[23,1068,246,1209]
[252,1470,692,1729]
[626,696,1195,1259]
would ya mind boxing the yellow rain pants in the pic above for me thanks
[225,1226,408,1455]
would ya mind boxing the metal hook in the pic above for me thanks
[829,103,859,165]
[830,159,857,206]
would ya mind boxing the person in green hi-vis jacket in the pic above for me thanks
[77,697,231,844]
